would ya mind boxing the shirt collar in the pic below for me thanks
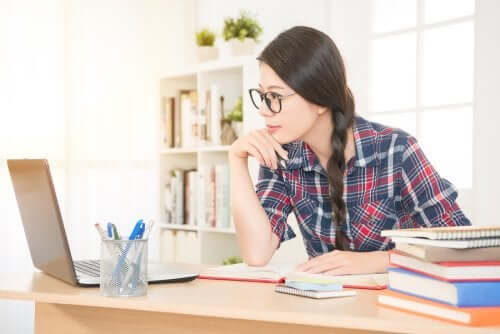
[281,116,379,172]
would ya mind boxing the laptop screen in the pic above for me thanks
[7,159,77,285]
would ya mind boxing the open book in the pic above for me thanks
[198,263,388,289]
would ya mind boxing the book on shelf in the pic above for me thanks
[205,85,221,146]
[165,165,231,230]
[198,263,388,289]
[378,289,500,327]
[161,96,175,148]
[388,267,500,307]
[394,243,500,262]
[389,251,500,281]
[164,169,185,225]
[215,165,230,229]
[160,229,176,262]
[163,85,226,149]
[184,170,198,226]
[180,90,198,148]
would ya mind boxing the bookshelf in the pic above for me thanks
[158,56,261,265]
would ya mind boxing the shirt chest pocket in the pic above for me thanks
[292,194,334,243]
[348,198,397,251]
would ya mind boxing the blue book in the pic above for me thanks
[388,267,500,307]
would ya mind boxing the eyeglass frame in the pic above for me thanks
[248,88,296,114]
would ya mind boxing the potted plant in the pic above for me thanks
[195,28,218,62]
[222,11,263,57]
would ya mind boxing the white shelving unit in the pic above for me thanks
[158,56,261,265]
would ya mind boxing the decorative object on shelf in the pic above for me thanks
[224,96,243,139]
[220,95,237,145]
[196,28,218,62]
[222,255,243,265]
[222,11,263,57]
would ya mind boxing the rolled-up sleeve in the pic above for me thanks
[255,166,296,247]
[400,136,471,227]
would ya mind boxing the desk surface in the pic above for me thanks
[1,266,499,334]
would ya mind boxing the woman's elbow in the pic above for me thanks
[243,253,272,267]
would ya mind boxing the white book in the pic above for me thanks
[197,167,207,227]
[209,85,221,145]
[175,231,186,263]
[185,231,200,264]
[388,236,500,249]
[160,229,176,262]
[207,166,216,227]
[215,165,230,229]
[164,179,174,224]
[174,170,184,225]
[381,225,500,240]
[185,170,198,226]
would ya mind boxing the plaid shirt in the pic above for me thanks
[256,116,471,258]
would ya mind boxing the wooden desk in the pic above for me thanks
[1,268,499,334]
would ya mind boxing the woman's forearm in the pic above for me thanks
[230,156,278,265]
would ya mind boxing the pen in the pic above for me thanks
[112,224,121,240]
[144,220,155,239]
[94,223,108,240]
[107,222,113,239]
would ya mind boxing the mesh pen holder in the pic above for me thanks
[100,239,148,297]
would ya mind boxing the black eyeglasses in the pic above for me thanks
[248,88,296,114]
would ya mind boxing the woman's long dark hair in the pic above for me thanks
[258,26,355,250]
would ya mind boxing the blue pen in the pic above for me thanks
[107,223,113,239]
[128,219,145,240]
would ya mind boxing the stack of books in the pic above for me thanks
[378,225,500,326]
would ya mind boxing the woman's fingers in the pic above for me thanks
[246,141,266,166]
[252,131,279,169]
[260,129,289,161]
[234,129,289,169]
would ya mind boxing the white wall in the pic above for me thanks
[473,0,500,225]
[0,1,188,333]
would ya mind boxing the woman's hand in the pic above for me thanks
[295,250,390,275]
[229,129,288,170]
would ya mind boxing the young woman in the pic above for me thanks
[229,26,470,275]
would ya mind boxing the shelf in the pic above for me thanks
[160,223,199,231]
[160,223,236,234]
[160,55,254,79]
[161,145,230,155]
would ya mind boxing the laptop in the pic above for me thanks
[7,159,198,286]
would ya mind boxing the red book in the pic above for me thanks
[389,251,500,282]
[199,263,388,289]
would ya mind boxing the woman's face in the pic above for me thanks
[257,62,324,144]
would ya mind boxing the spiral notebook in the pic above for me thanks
[275,285,357,299]
[381,225,500,240]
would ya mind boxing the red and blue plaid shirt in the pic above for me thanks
[256,116,471,258]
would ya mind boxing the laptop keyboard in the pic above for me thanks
[74,260,100,277]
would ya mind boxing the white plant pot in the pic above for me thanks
[197,46,218,62]
[229,38,256,57]
[231,121,243,138]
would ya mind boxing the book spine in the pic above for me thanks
[210,85,221,145]
[197,167,206,227]
[456,282,500,307]
[174,170,184,225]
